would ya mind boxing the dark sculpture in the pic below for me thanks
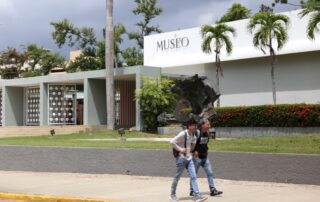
[172,74,220,122]
[157,74,220,126]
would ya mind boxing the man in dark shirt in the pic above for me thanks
[190,119,223,197]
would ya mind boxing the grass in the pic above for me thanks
[210,135,320,154]
[0,131,319,154]
[0,131,172,150]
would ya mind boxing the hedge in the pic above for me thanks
[211,104,320,127]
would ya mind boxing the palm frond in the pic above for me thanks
[201,36,213,54]
[307,12,320,40]
[221,35,233,54]
[201,25,216,38]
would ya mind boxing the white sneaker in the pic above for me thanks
[169,195,179,202]
[195,195,208,202]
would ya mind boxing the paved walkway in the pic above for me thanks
[0,171,319,202]
[1,146,319,185]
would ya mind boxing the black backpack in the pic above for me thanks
[172,131,187,158]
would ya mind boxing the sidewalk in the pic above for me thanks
[0,171,319,202]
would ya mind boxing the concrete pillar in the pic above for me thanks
[84,78,107,125]
[40,83,48,125]
[3,86,24,126]
[135,73,142,131]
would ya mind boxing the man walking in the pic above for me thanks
[170,118,207,202]
[190,119,223,197]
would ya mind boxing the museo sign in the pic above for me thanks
[156,35,190,52]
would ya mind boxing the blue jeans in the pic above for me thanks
[171,156,201,198]
[190,157,216,192]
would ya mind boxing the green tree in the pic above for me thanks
[125,0,162,66]
[67,54,103,73]
[0,47,26,79]
[26,44,48,71]
[122,47,143,66]
[299,0,320,40]
[247,11,290,105]
[135,76,176,131]
[218,3,251,23]
[200,23,236,107]
[50,19,96,52]
[38,51,65,75]
[105,0,115,130]
[20,70,42,78]
[23,44,65,76]
[51,19,126,69]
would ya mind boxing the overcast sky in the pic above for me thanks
[0,0,301,58]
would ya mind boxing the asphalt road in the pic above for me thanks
[0,145,319,185]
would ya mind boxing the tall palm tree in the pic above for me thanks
[247,11,290,105]
[299,0,320,40]
[106,0,115,130]
[201,23,236,107]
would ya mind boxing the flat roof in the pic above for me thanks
[144,10,320,67]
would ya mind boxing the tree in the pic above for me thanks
[0,48,26,79]
[105,0,115,130]
[135,76,176,131]
[125,0,162,66]
[299,0,320,40]
[122,47,143,66]
[217,3,251,23]
[67,54,103,73]
[51,19,126,69]
[247,11,290,105]
[26,44,47,71]
[200,23,236,107]
[23,44,65,76]
[51,19,96,52]
[38,51,65,75]
[259,4,274,13]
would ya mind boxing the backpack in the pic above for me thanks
[172,131,187,158]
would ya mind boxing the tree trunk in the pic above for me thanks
[270,48,277,105]
[215,53,220,107]
[106,0,115,130]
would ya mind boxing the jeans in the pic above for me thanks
[171,156,201,198]
[190,157,216,192]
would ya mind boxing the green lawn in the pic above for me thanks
[211,135,320,154]
[0,131,319,154]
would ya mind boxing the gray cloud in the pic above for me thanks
[0,0,301,58]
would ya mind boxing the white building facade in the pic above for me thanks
[144,10,320,106]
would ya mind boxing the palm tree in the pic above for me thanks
[299,0,320,40]
[105,0,115,130]
[201,23,236,107]
[247,11,290,105]
[218,3,251,23]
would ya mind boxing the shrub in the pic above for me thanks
[135,76,177,131]
[20,70,42,78]
[211,104,320,127]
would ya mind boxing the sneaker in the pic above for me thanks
[195,195,208,202]
[169,195,179,202]
[189,191,194,196]
[210,189,223,196]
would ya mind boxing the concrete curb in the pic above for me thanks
[0,192,124,202]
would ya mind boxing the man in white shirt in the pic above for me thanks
[170,118,207,202]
